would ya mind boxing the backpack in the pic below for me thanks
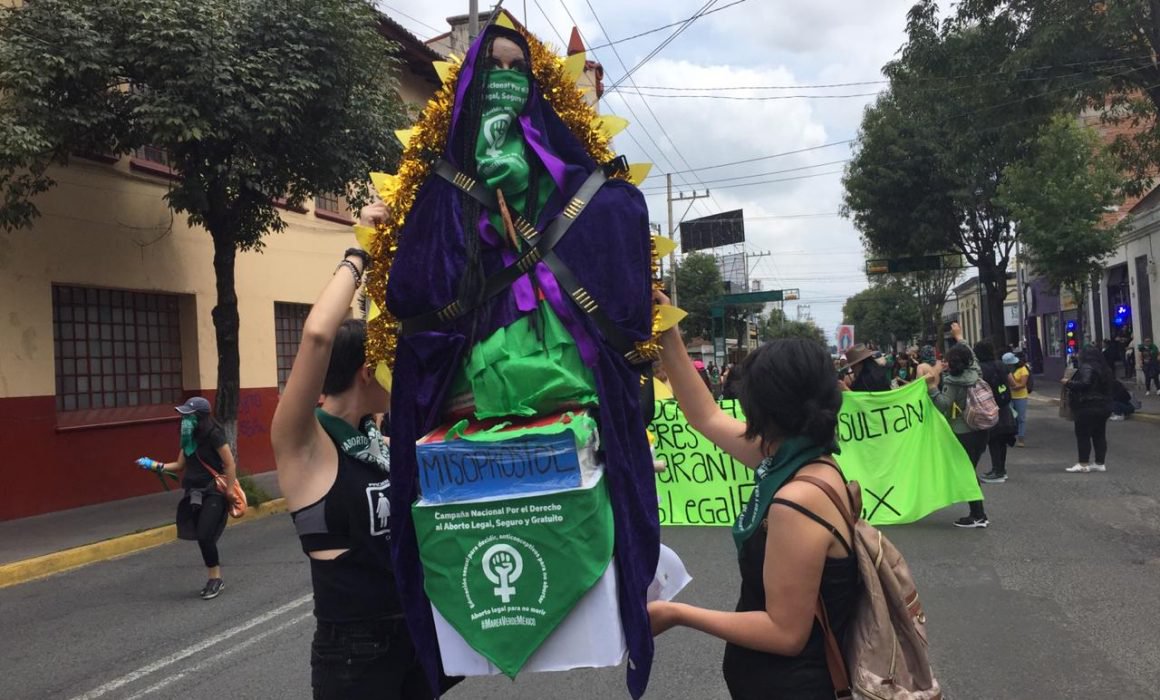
[795,472,942,700]
[980,362,1012,409]
[1025,370,1034,395]
[963,379,1000,431]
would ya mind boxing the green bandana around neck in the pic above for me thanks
[732,435,830,553]
[315,408,390,472]
[180,414,198,457]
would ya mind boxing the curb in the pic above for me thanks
[1027,395,1160,424]
[0,498,288,590]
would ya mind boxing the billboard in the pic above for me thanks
[836,325,856,353]
[717,252,747,294]
[680,210,745,252]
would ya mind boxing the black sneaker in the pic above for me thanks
[200,578,224,600]
[980,471,1007,484]
[954,515,989,528]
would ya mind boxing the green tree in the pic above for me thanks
[957,0,1160,194]
[999,113,1128,335]
[0,0,405,441]
[759,308,826,346]
[675,252,723,341]
[842,283,923,349]
[843,0,1065,347]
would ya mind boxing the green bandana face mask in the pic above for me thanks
[315,408,390,472]
[475,69,531,195]
[180,414,198,457]
[732,436,830,553]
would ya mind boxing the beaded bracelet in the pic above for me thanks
[336,259,363,287]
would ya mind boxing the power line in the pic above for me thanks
[581,0,725,217]
[627,91,882,101]
[607,0,732,92]
[533,0,568,45]
[586,0,747,50]
[379,3,444,37]
[640,158,851,190]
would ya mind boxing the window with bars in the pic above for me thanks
[134,145,169,166]
[275,302,311,392]
[314,193,341,213]
[52,286,184,412]
[313,193,352,224]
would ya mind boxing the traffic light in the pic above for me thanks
[1065,320,1078,355]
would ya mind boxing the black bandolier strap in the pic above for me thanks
[401,158,645,364]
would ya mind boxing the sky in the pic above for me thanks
[378,0,927,341]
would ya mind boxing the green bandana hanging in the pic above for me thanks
[315,408,390,472]
[180,414,198,457]
[413,474,614,677]
[732,436,830,553]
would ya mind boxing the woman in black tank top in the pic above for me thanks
[649,292,859,699]
[271,213,457,700]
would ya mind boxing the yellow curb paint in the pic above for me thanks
[0,498,287,590]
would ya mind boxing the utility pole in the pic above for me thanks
[1015,237,1026,349]
[468,0,479,42]
[665,172,710,308]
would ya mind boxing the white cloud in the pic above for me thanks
[381,0,924,339]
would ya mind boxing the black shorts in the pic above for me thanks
[311,618,455,700]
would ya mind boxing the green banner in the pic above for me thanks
[413,475,613,677]
[650,381,984,526]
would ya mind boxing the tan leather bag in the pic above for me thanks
[198,456,248,518]
[795,472,942,700]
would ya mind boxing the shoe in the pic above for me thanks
[954,515,989,528]
[1016,439,1025,448]
[980,472,1008,483]
[1110,414,1125,422]
[1065,463,1090,473]
[200,578,224,600]
[1089,463,1107,472]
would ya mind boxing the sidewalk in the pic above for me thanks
[1028,375,1160,421]
[0,471,285,587]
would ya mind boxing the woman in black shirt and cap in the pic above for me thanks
[137,396,236,600]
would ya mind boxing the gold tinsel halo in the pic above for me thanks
[365,14,659,375]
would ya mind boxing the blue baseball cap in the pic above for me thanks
[175,396,211,414]
[1002,352,1018,366]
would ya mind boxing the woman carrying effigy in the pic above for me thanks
[359,12,680,699]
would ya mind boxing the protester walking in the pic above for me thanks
[924,324,990,528]
[649,291,858,700]
[1065,347,1114,473]
[842,344,891,392]
[270,202,453,700]
[1143,346,1160,396]
[1004,352,1030,447]
[136,396,236,600]
[975,342,1016,483]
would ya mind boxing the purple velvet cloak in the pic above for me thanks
[385,25,660,700]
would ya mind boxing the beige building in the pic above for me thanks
[0,15,441,520]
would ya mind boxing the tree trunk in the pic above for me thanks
[977,255,1009,349]
[210,228,240,450]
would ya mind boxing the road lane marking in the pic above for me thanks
[70,594,312,700]
[121,611,313,700]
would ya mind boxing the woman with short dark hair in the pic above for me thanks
[1065,346,1114,473]
[647,292,857,700]
[270,206,441,698]
[136,396,236,599]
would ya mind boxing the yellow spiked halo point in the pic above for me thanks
[494,11,517,30]
[563,52,587,82]
[653,235,677,258]
[369,172,399,202]
[353,224,376,251]
[433,61,454,85]
[395,129,415,149]
[655,305,688,332]
[627,163,653,186]
[592,114,629,139]
[374,361,393,392]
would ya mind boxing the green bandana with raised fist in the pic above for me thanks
[474,69,553,233]
[413,474,613,677]
[315,408,390,473]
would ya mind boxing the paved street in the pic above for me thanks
[3,399,1159,700]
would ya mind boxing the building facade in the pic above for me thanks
[0,15,440,521]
